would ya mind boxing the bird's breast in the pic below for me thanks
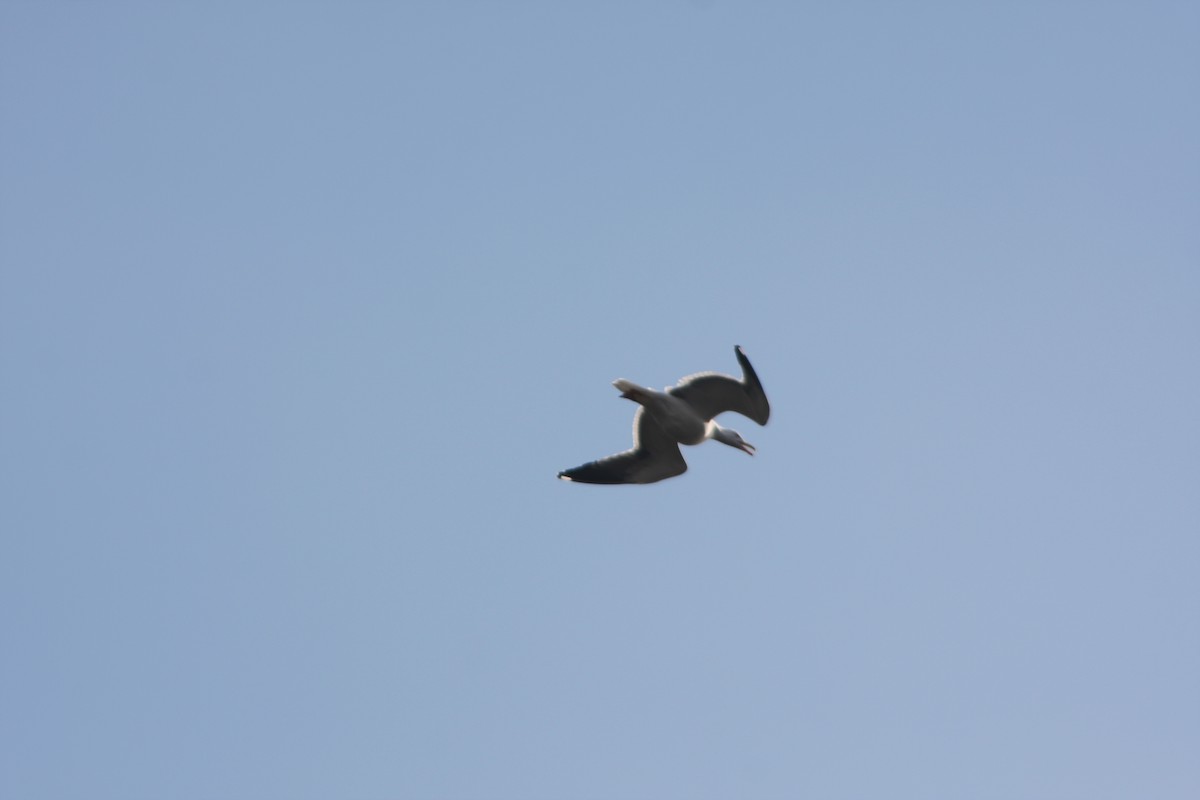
[648,395,708,445]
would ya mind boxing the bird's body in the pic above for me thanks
[611,380,709,444]
[558,346,771,485]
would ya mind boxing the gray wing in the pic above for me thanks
[668,345,770,425]
[557,408,688,485]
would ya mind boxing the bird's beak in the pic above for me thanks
[741,441,756,455]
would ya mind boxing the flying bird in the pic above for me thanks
[558,345,770,484]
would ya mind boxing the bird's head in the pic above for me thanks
[711,425,756,455]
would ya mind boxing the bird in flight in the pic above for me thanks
[558,345,771,484]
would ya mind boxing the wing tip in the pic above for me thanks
[733,345,770,425]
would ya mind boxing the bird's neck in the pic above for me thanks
[708,423,732,444]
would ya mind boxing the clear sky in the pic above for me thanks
[2,3,1197,798]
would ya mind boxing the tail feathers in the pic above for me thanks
[612,379,647,402]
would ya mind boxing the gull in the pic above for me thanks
[558,346,770,484]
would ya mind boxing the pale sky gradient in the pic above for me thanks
[2,3,1198,799]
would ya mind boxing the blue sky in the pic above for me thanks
[2,3,1198,798]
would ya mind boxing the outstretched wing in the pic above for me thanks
[668,345,770,425]
[558,408,688,485]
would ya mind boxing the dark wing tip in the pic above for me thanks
[733,345,770,425]
[557,462,632,484]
